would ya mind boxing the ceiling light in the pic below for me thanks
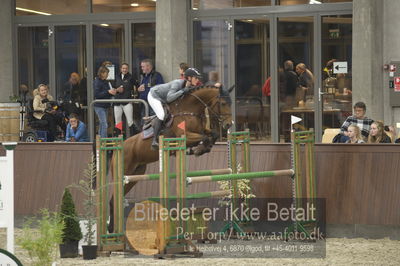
[16,7,52,16]
[309,0,322,4]
[192,7,198,10]
[246,19,254,22]
[131,3,139,7]
[100,24,109,27]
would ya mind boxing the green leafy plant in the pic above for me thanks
[70,155,97,246]
[218,163,256,206]
[9,94,20,102]
[17,209,64,266]
[60,188,82,243]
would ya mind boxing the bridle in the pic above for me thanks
[189,92,231,125]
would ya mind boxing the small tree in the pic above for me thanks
[17,209,64,266]
[71,155,97,246]
[60,188,82,243]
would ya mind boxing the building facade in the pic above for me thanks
[0,0,398,142]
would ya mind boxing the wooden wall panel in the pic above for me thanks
[9,142,400,227]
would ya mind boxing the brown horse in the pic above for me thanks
[108,86,232,232]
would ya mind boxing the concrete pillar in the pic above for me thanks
[0,0,15,102]
[155,0,188,82]
[383,0,400,127]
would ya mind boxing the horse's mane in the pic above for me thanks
[187,85,232,104]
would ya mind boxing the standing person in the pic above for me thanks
[94,66,117,138]
[62,72,81,103]
[33,84,60,142]
[295,63,314,102]
[368,121,392,143]
[65,113,89,142]
[113,63,139,136]
[137,59,164,117]
[282,60,299,107]
[148,68,202,149]
[345,125,365,143]
[179,62,189,79]
[340,101,374,140]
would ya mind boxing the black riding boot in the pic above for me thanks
[129,124,140,136]
[151,118,163,150]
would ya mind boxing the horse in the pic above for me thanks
[108,85,233,232]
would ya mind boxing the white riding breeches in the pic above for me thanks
[114,103,134,127]
[148,92,165,121]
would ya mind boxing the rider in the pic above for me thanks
[148,67,203,149]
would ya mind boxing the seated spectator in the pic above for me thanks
[345,125,364,143]
[396,138,400,143]
[33,84,61,142]
[367,121,392,143]
[65,113,89,142]
[340,101,374,140]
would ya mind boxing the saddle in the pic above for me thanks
[141,106,173,140]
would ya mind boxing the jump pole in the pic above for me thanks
[97,137,125,252]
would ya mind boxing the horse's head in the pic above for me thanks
[208,85,233,130]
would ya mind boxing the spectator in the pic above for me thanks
[340,102,374,140]
[113,63,139,136]
[137,59,164,117]
[66,113,89,142]
[367,121,392,143]
[281,60,299,107]
[62,72,81,103]
[205,71,221,88]
[94,66,117,138]
[179,62,189,80]
[345,124,364,143]
[33,84,61,142]
[295,63,314,102]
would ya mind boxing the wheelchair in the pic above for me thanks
[22,99,76,142]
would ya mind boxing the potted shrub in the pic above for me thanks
[17,209,64,266]
[71,156,98,260]
[59,188,82,258]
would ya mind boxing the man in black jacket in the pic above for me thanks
[113,63,139,136]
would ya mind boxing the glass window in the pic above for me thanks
[192,0,271,10]
[18,27,49,97]
[277,0,351,5]
[321,15,352,132]
[55,25,87,105]
[132,23,156,82]
[93,24,124,78]
[193,20,229,140]
[193,20,229,87]
[278,17,314,142]
[92,0,156,13]
[235,19,271,141]
[16,0,87,16]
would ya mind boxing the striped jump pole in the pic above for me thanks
[187,169,294,184]
[125,168,232,183]
[97,137,125,252]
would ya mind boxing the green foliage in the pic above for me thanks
[9,94,20,102]
[60,188,82,242]
[218,163,256,206]
[17,209,64,266]
[70,155,97,246]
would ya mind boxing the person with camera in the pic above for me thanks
[33,84,60,142]
[65,113,89,142]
